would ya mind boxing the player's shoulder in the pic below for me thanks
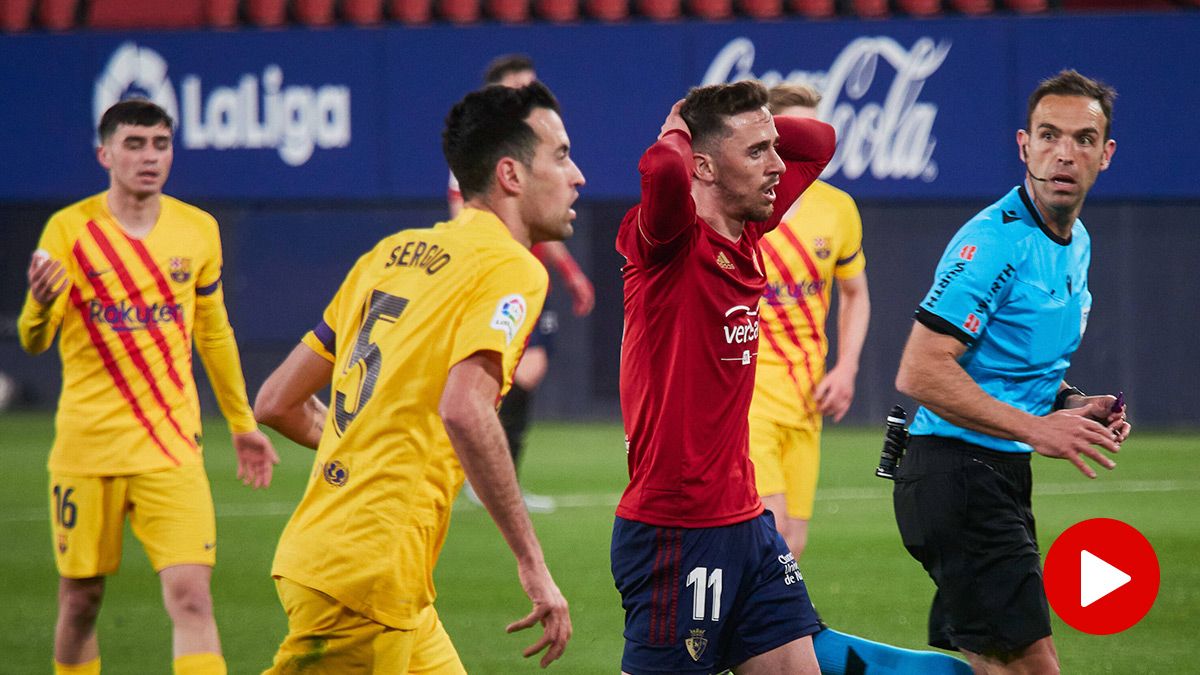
[46,192,106,234]
[161,194,220,232]
[807,179,857,209]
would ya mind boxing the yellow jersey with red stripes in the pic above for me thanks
[271,208,547,630]
[17,192,257,476]
[751,180,866,428]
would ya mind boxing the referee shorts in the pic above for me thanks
[892,435,1052,655]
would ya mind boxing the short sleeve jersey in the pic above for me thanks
[751,180,865,428]
[17,192,254,475]
[271,209,547,630]
[910,185,1093,453]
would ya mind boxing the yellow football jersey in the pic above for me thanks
[17,192,257,476]
[271,208,548,630]
[751,180,866,428]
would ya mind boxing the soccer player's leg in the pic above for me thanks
[50,472,128,673]
[265,577,411,674]
[748,415,790,541]
[722,513,821,675]
[404,605,467,675]
[893,437,1053,673]
[129,463,225,673]
[778,424,821,560]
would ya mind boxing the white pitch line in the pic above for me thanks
[1,480,1196,523]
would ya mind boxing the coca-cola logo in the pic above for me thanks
[702,36,951,184]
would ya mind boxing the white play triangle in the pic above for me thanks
[1080,549,1131,607]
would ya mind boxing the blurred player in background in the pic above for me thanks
[449,54,595,513]
[18,99,278,675]
[613,82,834,674]
[751,83,870,562]
[894,69,1131,674]
[254,81,581,672]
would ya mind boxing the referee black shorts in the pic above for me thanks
[892,435,1052,655]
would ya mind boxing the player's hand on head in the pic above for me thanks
[1029,411,1120,479]
[815,367,855,422]
[28,251,69,306]
[232,429,280,489]
[659,99,690,140]
[507,562,571,668]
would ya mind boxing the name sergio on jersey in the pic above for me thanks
[89,299,183,332]
[385,240,451,275]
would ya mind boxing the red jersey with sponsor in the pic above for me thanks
[616,118,835,528]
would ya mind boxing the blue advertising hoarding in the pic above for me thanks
[0,12,1196,201]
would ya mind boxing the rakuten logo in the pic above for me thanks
[94,42,351,167]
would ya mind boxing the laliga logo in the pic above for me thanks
[94,42,351,167]
[702,36,951,183]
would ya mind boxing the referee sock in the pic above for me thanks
[173,652,226,675]
[812,627,972,675]
[54,658,100,675]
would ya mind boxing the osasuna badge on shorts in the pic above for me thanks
[685,628,708,661]
[490,294,527,345]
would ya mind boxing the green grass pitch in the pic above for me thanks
[1,412,1196,673]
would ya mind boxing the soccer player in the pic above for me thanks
[893,70,1131,674]
[612,82,835,674]
[751,83,870,562]
[449,54,595,513]
[253,81,581,673]
[18,99,279,675]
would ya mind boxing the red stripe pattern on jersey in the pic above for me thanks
[650,528,682,645]
[68,284,179,465]
[74,240,196,451]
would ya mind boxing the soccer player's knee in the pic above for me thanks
[164,580,214,620]
[60,582,104,623]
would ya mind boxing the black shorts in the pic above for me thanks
[892,435,1052,655]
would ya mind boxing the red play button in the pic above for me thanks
[1043,518,1160,634]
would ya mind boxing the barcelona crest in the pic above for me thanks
[169,257,193,283]
[685,629,708,662]
[813,237,832,260]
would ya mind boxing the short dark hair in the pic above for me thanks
[443,81,561,201]
[98,99,173,143]
[484,54,536,85]
[680,81,770,151]
[1027,69,1117,140]
[768,83,821,115]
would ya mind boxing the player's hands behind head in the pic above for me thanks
[507,560,571,668]
[28,250,69,306]
[233,429,280,489]
[659,99,690,140]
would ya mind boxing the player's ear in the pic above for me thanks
[1100,138,1116,171]
[1016,130,1029,163]
[96,144,112,171]
[692,151,715,183]
[495,156,523,195]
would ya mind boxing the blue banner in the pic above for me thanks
[0,12,1196,201]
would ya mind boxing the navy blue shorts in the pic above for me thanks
[611,512,821,674]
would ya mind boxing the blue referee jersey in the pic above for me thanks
[910,184,1093,453]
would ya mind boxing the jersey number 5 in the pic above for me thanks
[334,290,408,435]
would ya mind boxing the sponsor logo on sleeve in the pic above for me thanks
[490,294,528,345]
[959,244,977,261]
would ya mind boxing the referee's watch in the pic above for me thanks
[1053,386,1086,411]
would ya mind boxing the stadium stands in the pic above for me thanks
[1,0,1193,31]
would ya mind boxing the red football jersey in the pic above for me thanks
[615,118,835,528]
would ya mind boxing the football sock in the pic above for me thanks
[54,658,100,675]
[813,627,972,675]
[498,382,531,467]
[173,652,227,675]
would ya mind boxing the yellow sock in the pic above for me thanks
[54,658,100,675]
[173,652,227,675]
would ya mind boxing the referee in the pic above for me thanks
[893,70,1132,674]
